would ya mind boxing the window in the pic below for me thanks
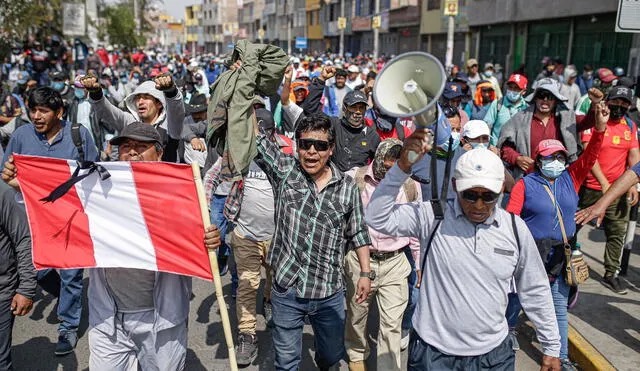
[427,0,440,11]
[355,0,361,16]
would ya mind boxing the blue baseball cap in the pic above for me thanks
[443,82,465,99]
[453,72,469,84]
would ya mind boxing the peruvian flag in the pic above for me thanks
[14,155,213,280]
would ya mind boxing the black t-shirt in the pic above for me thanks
[331,117,381,172]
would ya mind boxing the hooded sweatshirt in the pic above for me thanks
[464,81,496,120]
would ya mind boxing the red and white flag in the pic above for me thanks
[14,154,213,280]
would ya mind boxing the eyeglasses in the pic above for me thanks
[297,139,331,151]
[535,91,555,101]
[481,88,494,93]
[461,190,500,204]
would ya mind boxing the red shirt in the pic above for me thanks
[581,118,639,190]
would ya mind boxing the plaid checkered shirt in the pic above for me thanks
[256,133,371,299]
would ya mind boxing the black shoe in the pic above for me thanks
[55,331,77,356]
[236,332,258,366]
[604,274,627,295]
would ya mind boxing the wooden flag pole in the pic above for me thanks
[191,163,238,371]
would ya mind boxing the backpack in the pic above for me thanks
[354,165,418,202]
[70,122,85,161]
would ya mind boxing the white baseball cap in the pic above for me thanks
[348,65,360,73]
[454,149,505,194]
[462,120,490,139]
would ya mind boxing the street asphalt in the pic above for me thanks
[10,224,637,370]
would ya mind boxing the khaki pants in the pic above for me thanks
[344,249,411,370]
[229,230,272,335]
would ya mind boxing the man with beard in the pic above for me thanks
[322,69,351,118]
[2,87,99,356]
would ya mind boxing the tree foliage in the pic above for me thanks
[0,0,63,40]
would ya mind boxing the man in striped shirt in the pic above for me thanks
[255,113,372,371]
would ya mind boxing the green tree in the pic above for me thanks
[104,1,145,48]
[0,0,62,40]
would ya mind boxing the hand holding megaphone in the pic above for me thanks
[398,129,433,174]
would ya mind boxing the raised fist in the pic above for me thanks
[154,73,174,91]
[80,74,101,92]
[588,87,604,105]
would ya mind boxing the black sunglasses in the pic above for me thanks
[298,139,331,151]
[461,190,500,203]
[535,91,555,101]
[481,88,494,93]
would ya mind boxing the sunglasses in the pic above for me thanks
[442,104,459,118]
[540,153,566,163]
[461,190,500,203]
[297,139,331,151]
[481,88,494,93]
[535,91,555,101]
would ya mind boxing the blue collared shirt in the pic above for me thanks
[3,120,99,164]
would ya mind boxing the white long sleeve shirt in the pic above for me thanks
[365,165,561,357]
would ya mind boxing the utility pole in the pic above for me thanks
[287,1,292,55]
[339,0,345,57]
[444,0,458,74]
[134,0,140,36]
[373,0,380,60]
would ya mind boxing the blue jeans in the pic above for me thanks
[505,276,570,359]
[209,194,238,290]
[37,268,83,333]
[270,283,345,370]
[402,248,419,331]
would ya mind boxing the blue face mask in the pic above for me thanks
[133,73,141,79]
[74,88,85,99]
[484,70,493,77]
[440,132,461,153]
[506,90,521,103]
[540,159,566,179]
[470,142,488,150]
[51,81,65,92]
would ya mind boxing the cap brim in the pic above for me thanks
[110,135,160,146]
[455,178,504,194]
[537,148,569,157]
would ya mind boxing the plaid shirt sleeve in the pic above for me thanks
[345,180,372,249]
[256,133,295,186]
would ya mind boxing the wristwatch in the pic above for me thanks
[359,271,376,280]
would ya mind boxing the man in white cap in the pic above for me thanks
[346,65,363,91]
[365,131,562,371]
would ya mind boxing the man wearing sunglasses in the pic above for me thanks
[365,133,562,371]
[498,78,591,182]
[254,113,372,371]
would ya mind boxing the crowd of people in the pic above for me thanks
[0,35,639,371]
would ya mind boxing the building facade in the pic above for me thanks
[185,4,204,55]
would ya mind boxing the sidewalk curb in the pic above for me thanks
[568,325,615,371]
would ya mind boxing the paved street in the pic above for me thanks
[10,269,542,370]
[9,225,638,370]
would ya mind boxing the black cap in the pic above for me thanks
[607,86,634,103]
[255,108,275,131]
[443,82,465,99]
[343,90,369,106]
[110,122,162,146]
[185,94,207,114]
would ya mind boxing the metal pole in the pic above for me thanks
[134,0,140,36]
[445,15,455,73]
[339,0,344,57]
[373,0,380,60]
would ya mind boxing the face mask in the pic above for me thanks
[608,105,628,120]
[583,72,593,80]
[470,142,488,150]
[540,159,566,179]
[51,81,65,92]
[133,73,141,79]
[506,90,521,103]
[440,132,461,153]
[345,109,364,127]
[120,76,128,83]
[74,88,85,99]
[484,70,493,77]
[89,51,94,56]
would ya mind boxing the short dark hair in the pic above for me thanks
[295,114,335,145]
[335,69,348,78]
[367,71,377,80]
[28,87,64,111]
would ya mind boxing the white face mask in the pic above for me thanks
[484,70,494,77]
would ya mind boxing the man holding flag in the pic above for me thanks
[3,122,221,370]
